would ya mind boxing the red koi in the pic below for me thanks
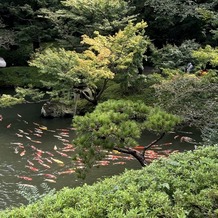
[56,150,69,157]
[25,165,39,172]
[45,151,54,157]
[17,176,32,181]
[43,174,57,179]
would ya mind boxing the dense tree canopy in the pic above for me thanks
[28,21,149,109]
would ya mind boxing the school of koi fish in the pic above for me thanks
[0,113,192,187]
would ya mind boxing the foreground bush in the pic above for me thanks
[1,146,218,217]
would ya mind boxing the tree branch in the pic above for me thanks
[142,132,166,157]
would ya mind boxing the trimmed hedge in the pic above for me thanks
[1,146,218,218]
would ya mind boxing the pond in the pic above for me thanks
[0,94,201,210]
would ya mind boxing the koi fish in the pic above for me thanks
[7,123,11,128]
[17,114,22,118]
[45,151,54,157]
[43,174,57,179]
[31,145,37,150]
[25,165,39,172]
[23,120,28,124]
[31,140,42,144]
[50,157,64,166]
[53,135,62,139]
[17,176,32,181]
[33,122,40,126]
[44,158,53,164]
[95,161,110,166]
[56,151,69,158]
[62,148,75,152]
[16,133,23,137]
[60,138,69,143]
[39,126,47,130]
[57,169,75,175]
[54,145,58,150]
[113,162,126,165]
[134,146,145,150]
[62,144,74,149]
[39,162,50,169]
[0,115,3,121]
[33,133,42,137]
[161,142,172,146]
[34,128,43,134]
[27,160,34,166]
[57,128,69,132]
[20,150,26,156]
[44,179,56,183]
[25,136,31,140]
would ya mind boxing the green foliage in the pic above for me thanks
[151,40,200,71]
[0,66,45,87]
[82,20,149,93]
[73,99,180,171]
[28,21,149,106]
[44,0,136,48]
[154,74,218,144]
[192,45,218,69]
[1,146,218,217]
[0,94,24,108]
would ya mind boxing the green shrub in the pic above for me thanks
[0,66,50,87]
[0,145,217,217]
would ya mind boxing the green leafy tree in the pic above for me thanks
[192,45,218,69]
[0,19,14,49]
[73,99,181,174]
[154,74,218,144]
[29,21,149,112]
[135,0,217,46]
[150,40,200,71]
[43,0,136,48]
[0,0,60,51]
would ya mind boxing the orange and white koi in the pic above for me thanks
[57,169,75,175]
[20,150,26,156]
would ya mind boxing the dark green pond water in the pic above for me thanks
[0,95,200,210]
